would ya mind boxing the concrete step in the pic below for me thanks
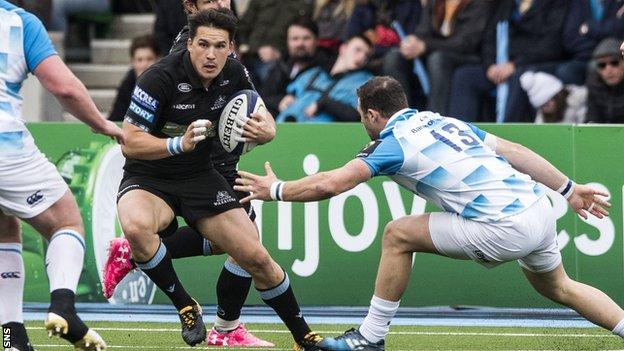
[69,64,128,89]
[89,89,117,113]
[109,14,155,39]
[91,39,131,64]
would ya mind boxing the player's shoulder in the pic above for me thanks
[223,57,247,77]
[137,54,178,86]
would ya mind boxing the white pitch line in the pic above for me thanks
[28,327,617,338]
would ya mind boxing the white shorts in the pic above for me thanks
[0,149,68,219]
[429,196,561,273]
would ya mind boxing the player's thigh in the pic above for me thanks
[23,189,84,239]
[522,263,569,300]
[384,214,439,254]
[0,212,21,242]
[117,188,175,235]
[195,208,267,262]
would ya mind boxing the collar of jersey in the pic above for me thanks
[182,51,226,90]
[380,108,417,138]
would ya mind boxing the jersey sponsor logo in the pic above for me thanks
[173,103,195,110]
[214,191,236,206]
[132,86,159,111]
[129,101,155,122]
[356,140,382,158]
[211,95,228,111]
[26,190,44,206]
[177,83,192,93]
[1,271,20,279]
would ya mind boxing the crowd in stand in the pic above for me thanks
[19,0,624,124]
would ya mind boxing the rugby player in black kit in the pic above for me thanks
[104,1,276,348]
[116,9,335,351]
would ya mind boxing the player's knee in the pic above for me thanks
[535,280,570,304]
[120,217,154,244]
[382,221,410,252]
[238,249,273,275]
[0,216,21,242]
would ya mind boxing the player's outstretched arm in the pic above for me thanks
[34,55,124,144]
[235,159,372,203]
[121,120,211,160]
[494,136,610,218]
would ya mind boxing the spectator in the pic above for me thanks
[50,0,110,31]
[586,38,624,123]
[238,0,313,85]
[384,0,493,115]
[258,17,331,116]
[560,0,624,85]
[520,71,586,124]
[108,35,159,122]
[449,0,568,122]
[153,0,186,54]
[313,0,356,55]
[277,35,373,123]
[347,0,421,60]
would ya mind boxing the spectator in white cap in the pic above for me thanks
[520,71,587,124]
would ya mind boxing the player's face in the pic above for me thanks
[287,25,317,60]
[131,47,158,77]
[358,102,378,140]
[188,26,232,85]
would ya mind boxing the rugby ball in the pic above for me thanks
[218,89,266,155]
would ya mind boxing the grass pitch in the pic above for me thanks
[25,321,624,350]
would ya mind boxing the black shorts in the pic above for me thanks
[117,170,242,227]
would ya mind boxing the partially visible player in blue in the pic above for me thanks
[236,76,624,350]
[0,1,123,350]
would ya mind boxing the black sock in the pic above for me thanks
[3,322,31,350]
[135,242,193,310]
[48,289,88,343]
[216,261,252,322]
[259,273,310,342]
[162,226,208,258]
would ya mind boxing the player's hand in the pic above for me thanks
[93,120,125,145]
[304,103,318,117]
[182,119,212,152]
[567,184,611,219]
[239,111,276,145]
[235,161,278,203]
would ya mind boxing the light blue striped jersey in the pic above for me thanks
[0,0,57,157]
[357,108,544,222]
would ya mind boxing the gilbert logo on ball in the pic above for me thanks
[218,90,265,155]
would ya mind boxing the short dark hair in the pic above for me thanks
[357,76,408,118]
[346,34,373,49]
[130,34,158,57]
[287,16,319,37]
[188,8,237,41]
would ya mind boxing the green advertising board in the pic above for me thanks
[22,123,623,309]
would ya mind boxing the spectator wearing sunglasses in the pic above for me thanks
[586,38,624,123]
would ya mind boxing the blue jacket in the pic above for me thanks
[563,0,624,60]
[277,67,372,123]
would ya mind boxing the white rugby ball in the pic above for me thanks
[218,89,266,155]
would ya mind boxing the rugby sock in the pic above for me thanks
[359,295,400,343]
[612,318,624,337]
[46,229,85,292]
[48,289,88,343]
[259,273,310,342]
[214,260,252,329]
[0,243,24,324]
[162,226,209,258]
[135,242,194,310]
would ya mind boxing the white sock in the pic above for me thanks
[0,243,25,324]
[214,316,240,332]
[359,295,400,343]
[613,318,624,338]
[45,229,85,292]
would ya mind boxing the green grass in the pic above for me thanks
[24,321,624,350]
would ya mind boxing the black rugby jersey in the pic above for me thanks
[170,25,245,182]
[123,49,254,179]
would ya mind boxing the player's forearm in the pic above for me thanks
[499,140,568,191]
[281,172,341,202]
[121,124,175,160]
[55,78,108,131]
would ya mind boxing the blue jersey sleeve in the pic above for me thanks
[466,122,488,142]
[356,136,404,176]
[20,11,57,72]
